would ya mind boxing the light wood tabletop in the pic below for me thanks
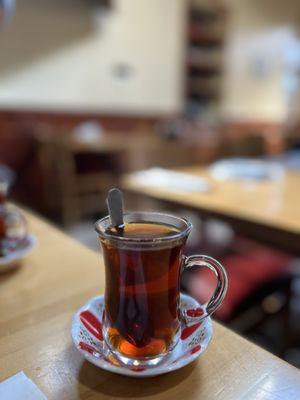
[0,211,299,400]
[122,167,300,250]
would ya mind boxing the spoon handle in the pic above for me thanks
[106,188,124,229]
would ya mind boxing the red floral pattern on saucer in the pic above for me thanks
[71,294,213,377]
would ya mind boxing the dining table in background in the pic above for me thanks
[122,167,300,255]
[0,209,299,399]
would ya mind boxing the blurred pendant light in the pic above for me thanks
[0,0,15,28]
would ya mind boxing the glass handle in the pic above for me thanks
[182,255,228,326]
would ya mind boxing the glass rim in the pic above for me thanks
[94,211,192,245]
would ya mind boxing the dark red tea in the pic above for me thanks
[0,214,6,257]
[0,191,7,257]
[101,222,184,359]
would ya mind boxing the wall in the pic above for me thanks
[0,0,185,115]
[221,0,300,123]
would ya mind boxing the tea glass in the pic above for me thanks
[95,211,228,367]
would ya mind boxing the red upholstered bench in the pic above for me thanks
[186,241,292,321]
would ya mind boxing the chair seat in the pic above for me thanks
[187,244,292,321]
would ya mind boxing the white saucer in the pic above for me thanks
[0,234,37,272]
[72,294,213,377]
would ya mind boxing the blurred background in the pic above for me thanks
[0,0,300,367]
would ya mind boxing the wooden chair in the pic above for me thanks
[35,128,119,226]
[285,135,300,151]
[125,134,202,171]
[219,135,266,158]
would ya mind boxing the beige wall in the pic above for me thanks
[221,0,300,123]
[0,0,185,115]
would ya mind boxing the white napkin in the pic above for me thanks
[210,158,284,181]
[130,168,210,193]
[0,372,47,400]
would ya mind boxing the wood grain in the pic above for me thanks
[0,211,299,400]
[123,167,300,235]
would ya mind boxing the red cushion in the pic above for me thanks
[187,245,291,321]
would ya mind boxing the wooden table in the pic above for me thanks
[123,167,300,253]
[0,211,299,399]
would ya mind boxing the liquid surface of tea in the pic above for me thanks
[101,222,183,360]
[106,221,179,239]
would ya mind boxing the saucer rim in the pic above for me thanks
[0,234,37,268]
[72,293,213,377]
